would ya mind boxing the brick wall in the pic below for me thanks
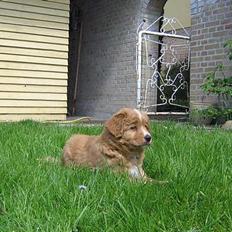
[190,0,232,109]
[73,0,166,119]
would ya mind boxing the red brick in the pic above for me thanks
[205,21,220,27]
[201,51,207,56]
[205,44,219,50]
[225,24,232,29]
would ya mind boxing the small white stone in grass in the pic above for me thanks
[78,185,87,191]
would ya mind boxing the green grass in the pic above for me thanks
[0,120,231,232]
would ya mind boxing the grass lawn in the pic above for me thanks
[0,120,231,232]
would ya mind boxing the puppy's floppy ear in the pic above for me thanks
[105,110,127,138]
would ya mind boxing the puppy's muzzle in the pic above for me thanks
[144,134,152,144]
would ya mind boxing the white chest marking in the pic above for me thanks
[129,165,140,178]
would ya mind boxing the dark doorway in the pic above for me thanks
[156,58,190,112]
[67,0,82,116]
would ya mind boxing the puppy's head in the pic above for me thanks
[105,108,152,147]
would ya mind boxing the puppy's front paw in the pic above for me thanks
[142,176,153,184]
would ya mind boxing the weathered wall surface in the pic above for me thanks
[74,0,166,119]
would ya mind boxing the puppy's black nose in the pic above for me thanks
[144,134,152,142]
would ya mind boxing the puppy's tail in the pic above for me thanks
[37,156,60,164]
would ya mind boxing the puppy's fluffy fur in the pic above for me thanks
[62,108,152,180]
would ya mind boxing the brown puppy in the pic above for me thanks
[62,108,152,180]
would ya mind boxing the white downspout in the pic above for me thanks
[137,31,143,110]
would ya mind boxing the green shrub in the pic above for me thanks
[190,106,218,126]
[200,39,232,124]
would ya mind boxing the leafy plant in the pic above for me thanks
[225,39,232,60]
[190,106,219,125]
[200,39,232,124]
[201,65,232,97]
[201,39,232,97]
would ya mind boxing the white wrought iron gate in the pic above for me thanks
[136,16,190,114]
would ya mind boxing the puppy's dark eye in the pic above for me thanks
[145,124,149,130]
[129,125,137,130]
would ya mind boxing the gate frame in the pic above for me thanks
[136,16,190,112]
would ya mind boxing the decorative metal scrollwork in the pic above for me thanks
[136,16,190,112]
